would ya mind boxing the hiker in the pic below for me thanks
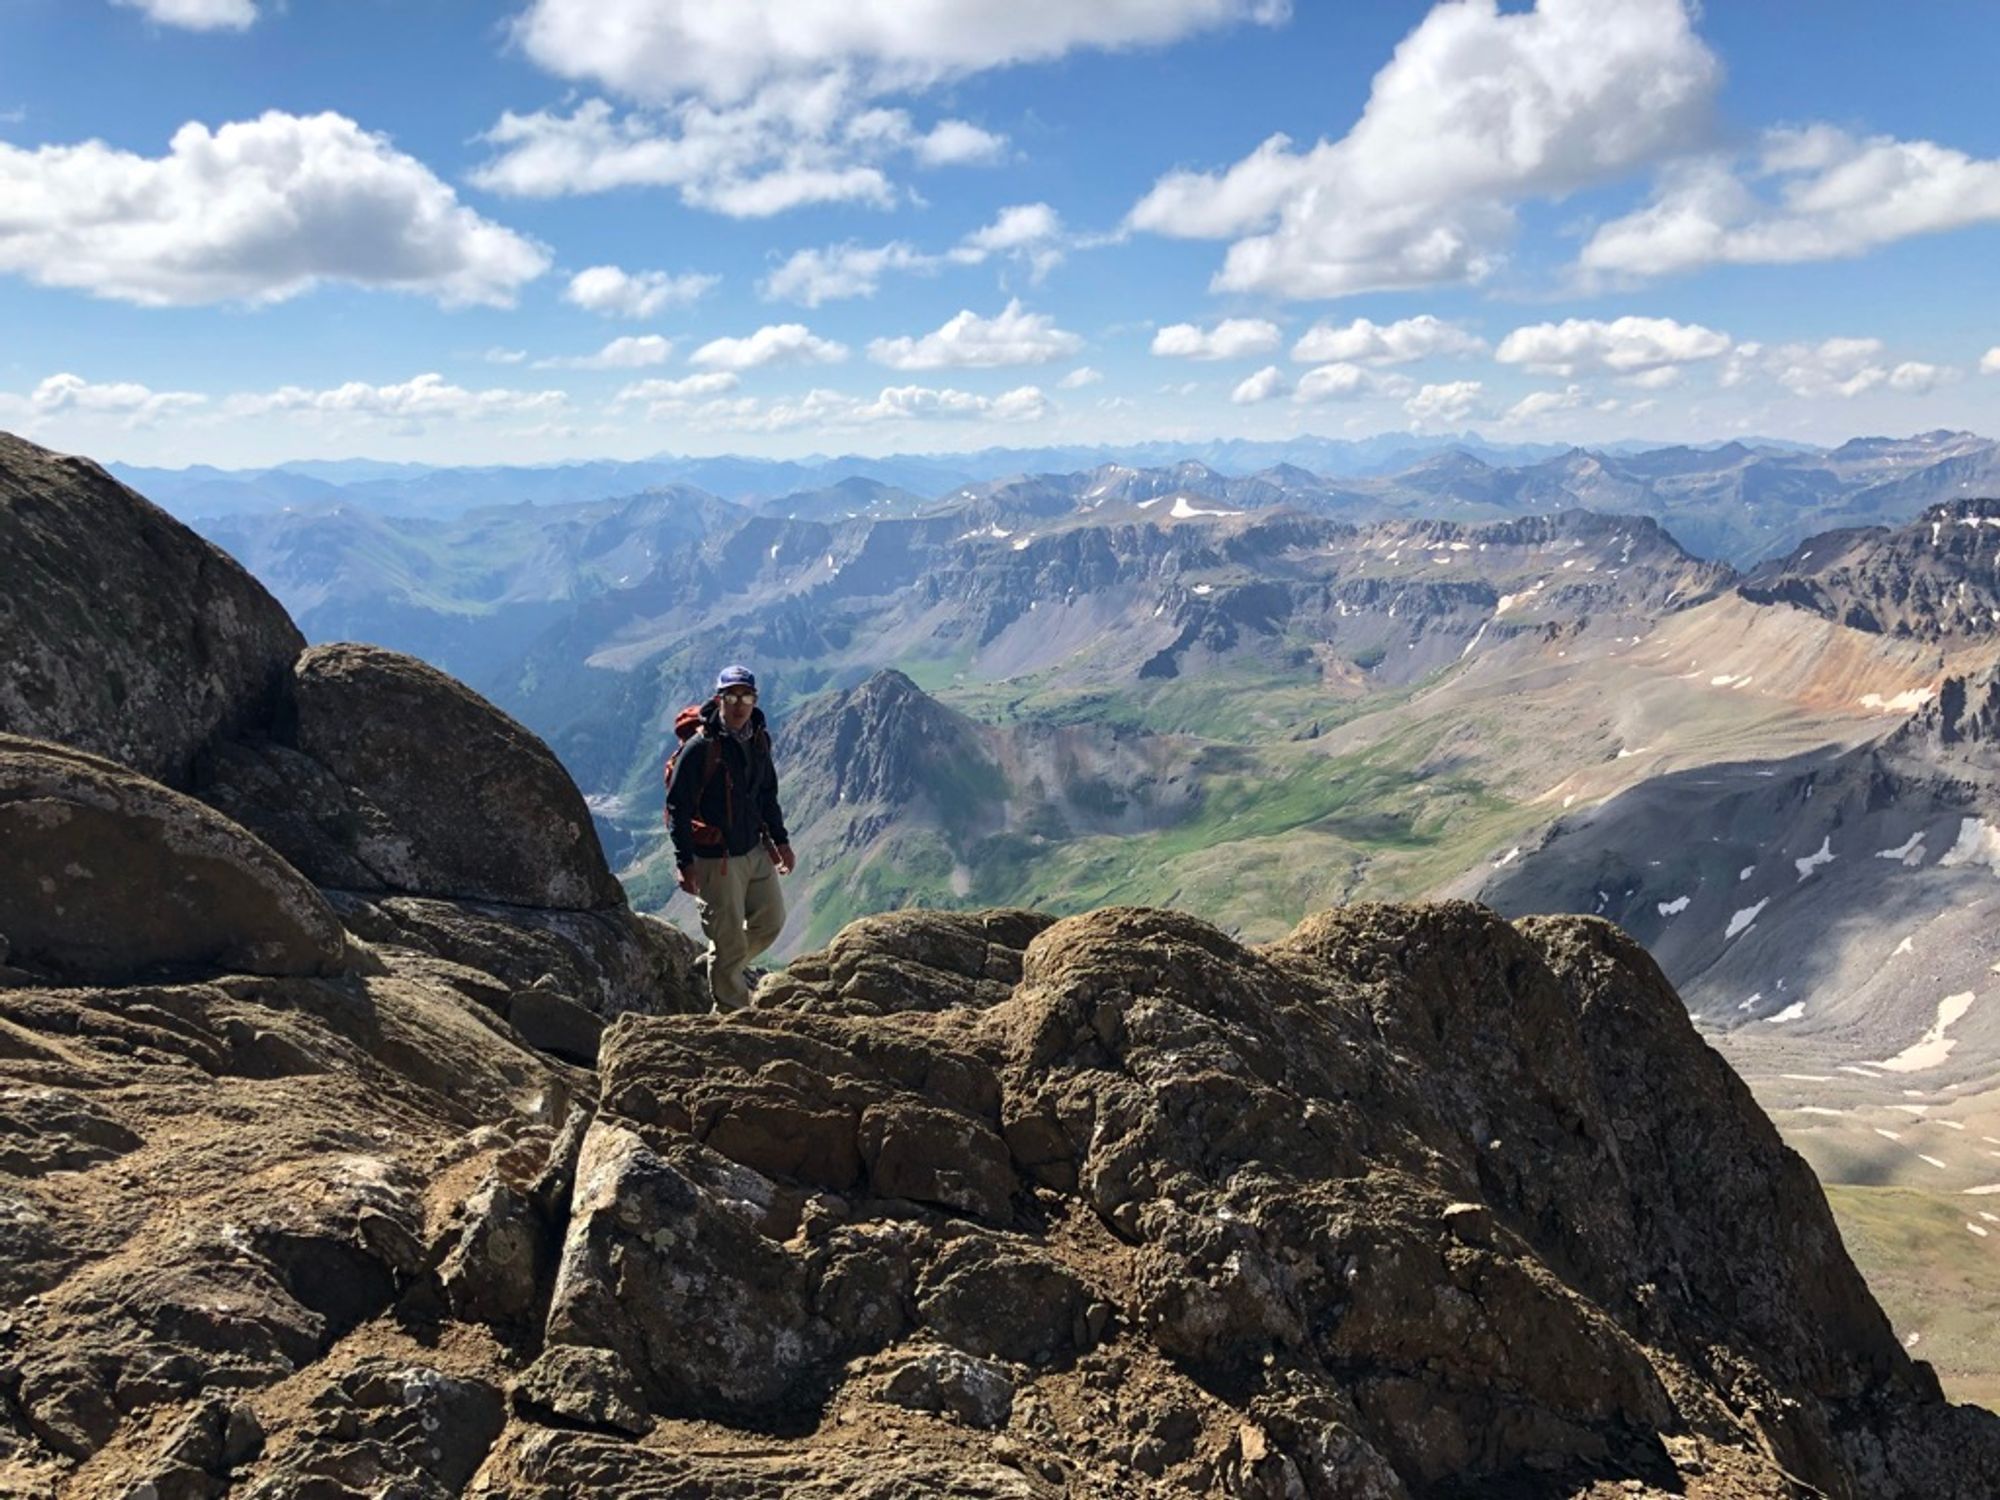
[664,665,795,1009]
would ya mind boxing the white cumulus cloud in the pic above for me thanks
[761,242,936,305]
[1057,366,1103,389]
[1129,0,1718,298]
[509,0,1288,106]
[471,89,905,217]
[1888,361,1952,394]
[1291,315,1484,365]
[1726,337,1892,400]
[113,0,256,31]
[486,1,1282,218]
[959,202,1062,254]
[690,324,850,370]
[564,264,717,318]
[1723,341,1957,400]
[535,336,674,371]
[615,372,743,417]
[222,374,568,421]
[953,202,1068,280]
[676,382,1052,433]
[761,204,1069,305]
[0,111,548,307]
[1151,318,1282,361]
[1583,125,2000,279]
[618,373,742,403]
[24,373,206,425]
[1293,363,1404,404]
[1502,384,1587,424]
[869,299,1082,369]
[1982,347,2000,376]
[1231,366,1288,404]
[1404,380,1486,427]
[914,119,1009,166]
[1495,316,1730,377]
[1296,366,1376,402]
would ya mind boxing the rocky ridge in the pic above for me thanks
[1739,498,2000,640]
[5,430,2000,1494]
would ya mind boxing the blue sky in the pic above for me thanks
[2,0,1998,468]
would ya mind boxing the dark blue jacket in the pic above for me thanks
[664,701,789,868]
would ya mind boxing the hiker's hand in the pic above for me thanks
[676,865,698,896]
[773,843,796,875]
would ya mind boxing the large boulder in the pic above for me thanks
[0,735,348,982]
[0,433,304,786]
[203,644,623,911]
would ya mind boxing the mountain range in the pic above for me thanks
[140,429,1994,565]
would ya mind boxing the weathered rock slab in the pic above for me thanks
[867,1342,1017,1428]
[543,1120,832,1417]
[328,891,704,1019]
[0,737,348,982]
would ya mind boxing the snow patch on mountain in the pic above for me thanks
[1876,991,1979,1073]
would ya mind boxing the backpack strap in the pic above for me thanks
[664,716,734,865]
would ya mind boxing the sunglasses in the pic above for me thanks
[720,689,758,703]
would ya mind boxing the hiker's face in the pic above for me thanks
[720,688,756,729]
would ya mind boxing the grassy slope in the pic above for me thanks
[957,726,1527,937]
[1823,1184,2000,1412]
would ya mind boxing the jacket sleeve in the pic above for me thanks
[663,736,704,868]
[757,738,790,846]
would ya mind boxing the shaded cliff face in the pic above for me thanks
[759,669,1221,956]
[1739,498,2000,641]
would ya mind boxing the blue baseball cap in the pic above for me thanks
[715,664,757,693]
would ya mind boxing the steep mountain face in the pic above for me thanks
[778,668,1003,843]
[1740,498,2000,639]
[754,670,1214,952]
[1474,641,2000,1229]
[1475,509,2000,1032]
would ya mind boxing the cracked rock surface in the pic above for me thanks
[5,900,1999,1499]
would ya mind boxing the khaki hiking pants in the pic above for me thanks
[692,846,784,1009]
